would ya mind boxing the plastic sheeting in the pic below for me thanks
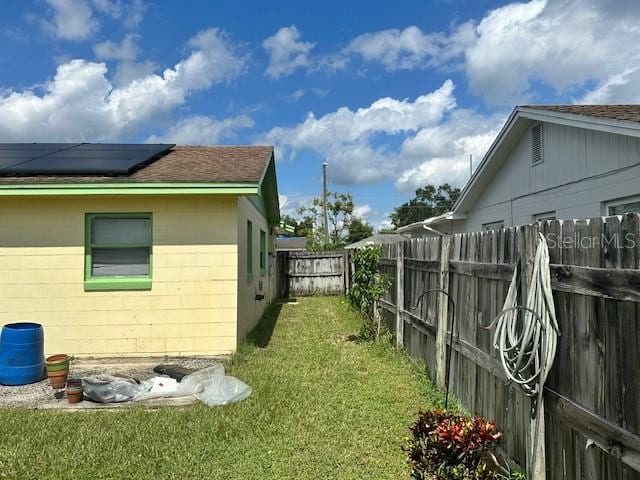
[81,363,251,406]
[82,375,143,403]
[181,366,252,406]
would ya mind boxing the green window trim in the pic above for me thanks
[260,229,267,277]
[247,220,253,282]
[84,213,153,292]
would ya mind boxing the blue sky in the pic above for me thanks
[1,0,639,229]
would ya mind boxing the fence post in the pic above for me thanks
[519,224,546,480]
[343,251,349,295]
[435,235,451,389]
[395,243,405,347]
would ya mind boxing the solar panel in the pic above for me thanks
[0,143,175,175]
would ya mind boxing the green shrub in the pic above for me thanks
[403,410,503,480]
[349,245,391,338]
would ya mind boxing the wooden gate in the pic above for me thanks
[277,251,350,297]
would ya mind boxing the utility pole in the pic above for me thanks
[469,154,473,179]
[322,161,329,247]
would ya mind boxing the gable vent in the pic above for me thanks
[532,124,543,164]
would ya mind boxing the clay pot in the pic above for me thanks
[45,354,70,371]
[66,383,83,404]
[48,370,68,389]
[66,378,82,388]
[45,354,71,389]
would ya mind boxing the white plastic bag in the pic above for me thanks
[81,364,251,406]
[135,376,203,401]
[180,365,252,406]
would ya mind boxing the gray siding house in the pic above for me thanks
[399,105,640,235]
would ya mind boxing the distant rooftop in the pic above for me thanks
[345,233,408,250]
[523,105,640,123]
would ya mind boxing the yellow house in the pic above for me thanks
[0,144,280,357]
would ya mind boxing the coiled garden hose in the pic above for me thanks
[486,232,560,399]
[483,232,560,475]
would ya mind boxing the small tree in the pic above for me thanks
[390,183,460,228]
[298,191,356,251]
[347,217,373,244]
[349,245,391,339]
[278,214,313,238]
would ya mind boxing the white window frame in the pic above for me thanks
[482,220,504,231]
[603,195,640,216]
[532,211,556,222]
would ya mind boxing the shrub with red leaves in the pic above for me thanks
[403,409,503,479]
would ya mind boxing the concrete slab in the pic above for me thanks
[0,356,223,409]
[37,395,198,411]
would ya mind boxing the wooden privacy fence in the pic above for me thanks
[376,215,640,479]
[276,251,350,297]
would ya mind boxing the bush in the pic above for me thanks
[403,410,503,480]
[349,245,391,338]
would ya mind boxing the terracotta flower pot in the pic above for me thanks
[45,354,71,389]
[66,384,83,404]
[48,370,68,389]
[45,354,70,372]
[66,378,82,388]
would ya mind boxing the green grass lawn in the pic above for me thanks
[0,297,444,480]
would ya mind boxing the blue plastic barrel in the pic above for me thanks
[0,323,44,385]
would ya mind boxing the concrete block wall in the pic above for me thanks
[0,194,239,357]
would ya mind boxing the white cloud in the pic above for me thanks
[93,34,157,87]
[459,0,633,104]
[42,0,99,40]
[147,114,254,144]
[93,34,140,61]
[91,0,121,16]
[112,60,157,87]
[263,26,315,79]
[330,1,640,105]
[279,194,289,211]
[344,26,440,71]
[41,0,147,40]
[0,28,245,141]
[395,109,502,191]
[91,0,148,28]
[278,194,314,217]
[353,204,372,219]
[578,64,640,104]
[333,22,473,73]
[264,79,502,191]
[376,218,394,232]
[456,0,640,104]
[263,80,457,185]
[312,88,328,98]
[290,89,305,101]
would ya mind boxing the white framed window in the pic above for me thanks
[604,195,640,215]
[531,124,543,165]
[482,220,504,231]
[532,211,556,222]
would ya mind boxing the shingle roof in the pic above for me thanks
[522,105,640,123]
[0,145,274,184]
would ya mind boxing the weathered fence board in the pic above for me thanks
[372,214,640,479]
[277,251,349,296]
